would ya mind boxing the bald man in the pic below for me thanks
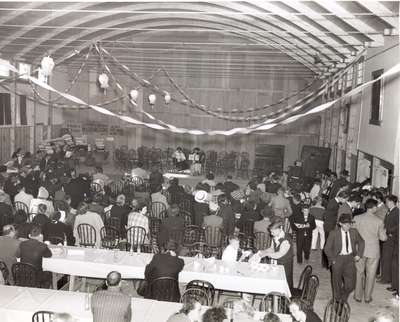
[91,271,132,322]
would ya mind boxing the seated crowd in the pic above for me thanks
[0,145,398,322]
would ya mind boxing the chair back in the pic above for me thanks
[131,176,144,187]
[181,288,210,306]
[32,310,54,322]
[204,226,223,247]
[46,236,65,245]
[12,262,38,287]
[90,182,103,194]
[301,275,319,311]
[126,226,146,250]
[149,217,161,239]
[110,181,124,197]
[260,292,290,314]
[237,220,255,237]
[323,299,351,322]
[186,280,215,304]
[106,216,121,231]
[178,198,192,213]
[254,232,271,251]
[180,210,193,226]
[100,226,120,249]
[0,261,10,285]
[15,201,29,213]
[150,202,167,220]
[183,225,202,246]
[297,265,313,292]
[77,223,97,247]
[149,277,180,302]
[169,229,184,244]
[238,233,254,250]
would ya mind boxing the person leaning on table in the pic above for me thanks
[256,220,294,289]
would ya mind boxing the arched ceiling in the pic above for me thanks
[0,1,398,79]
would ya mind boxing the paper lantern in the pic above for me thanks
[98,73,109,89]
[129,89,139,101]
[164,92,171,104]
[40,56,55,77]
[148,94,156,106]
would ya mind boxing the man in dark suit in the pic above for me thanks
[379,195,399,295]
[0,225,20,284]
[322,191,348,268]
[290,204,316,264]
[91,271,132,322]
[144,240,184,301]
[324,213,365,301]
[218,194,236,236]
[158,204,185,248]
[19,226,52,288]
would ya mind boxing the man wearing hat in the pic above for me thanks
[324,213,365,301]
[257,220,294,289]
[193,190,210,226]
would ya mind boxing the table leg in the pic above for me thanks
[69,275,76,292]
[52,273,57,290]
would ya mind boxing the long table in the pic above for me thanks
[43,246,291,296]
[0,285,292,322]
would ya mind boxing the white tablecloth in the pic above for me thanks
[0,285,292,322]
[43,247,291,296]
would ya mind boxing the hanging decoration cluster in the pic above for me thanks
[1,58,398,136]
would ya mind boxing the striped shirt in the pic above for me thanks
[91,288,131,322]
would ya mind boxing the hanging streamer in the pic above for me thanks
[0,59,398,136]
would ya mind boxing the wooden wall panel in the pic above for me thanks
[0,127,11,164]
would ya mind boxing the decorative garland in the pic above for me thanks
[1,59,397,136]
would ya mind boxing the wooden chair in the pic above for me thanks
[204,226,223,247]
[100,226,120,249]
[12,263,39,288]
[323,299,351,322]
[301,275,319,311]
[185,280,215,305]
[180,210,193,227]
[181,288,210,306]
[0,261,10,285]
[237,220,255,237]
[14,201,29,214]
[32,310,54,322]
[109,181,124,197]
[149,277,180,302]
[90,182,103,194]
[150,202,167,220]
[168,229,185,245]
[106,216,121,231]
[178,198,192,213]
[291,265,313,298]
[260,292,290,314]
[183,225,202,246]
[254,232,271,251]
[149,217,161,240]
[77,223,97,248]
[126,226,146,251]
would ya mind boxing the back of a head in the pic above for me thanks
[264,312,282,322]
[365,198,378,210]
[206,172,215,180]
[169,204,180,217]
[2,225,15,236]
[29,226,42,238]
[95,166,103,173]
[217,194,228,205]
[106,271,121,287]
[337,190,349,200]
[51,211,62,222]
[137,161,144,168]
[202,307,227,322]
